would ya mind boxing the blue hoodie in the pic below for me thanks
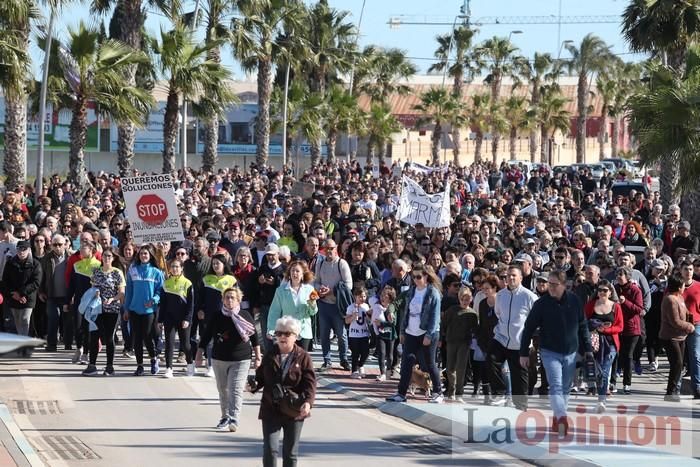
[125,263,164,315]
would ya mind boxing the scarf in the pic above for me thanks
[221,304,255,342]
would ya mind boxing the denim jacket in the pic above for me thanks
[399,285,441,340]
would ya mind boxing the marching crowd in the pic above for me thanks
[1,158,700,452]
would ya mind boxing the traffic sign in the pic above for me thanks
[136,194,168,225]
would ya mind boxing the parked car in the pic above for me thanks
[611,181,649,199]
[598,160,617,174]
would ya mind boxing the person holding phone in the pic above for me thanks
[252,244,285,353]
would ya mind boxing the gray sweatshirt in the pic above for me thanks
[314,257,353,305]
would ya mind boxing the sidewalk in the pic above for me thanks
[313,352,700,467]
[0,403,44,467]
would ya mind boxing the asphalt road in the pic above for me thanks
[0,350,529,467]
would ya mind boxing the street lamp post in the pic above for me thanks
[182,0,202,172]
[557,39,574,60]
[508,30,523,41]
[35,7,57,196]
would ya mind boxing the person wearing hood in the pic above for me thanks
[2,240,42,335]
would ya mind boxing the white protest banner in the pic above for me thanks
[397,176,451,228]
[519,202,538,218]
[121,174,185,245]
[290,181,315,198]
[408,161,447,175]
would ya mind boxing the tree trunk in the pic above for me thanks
[509,126,517,160]
[116,0,144,176]
[310,69,326,166]
[69,96,88,187]
[431,122,441,166]
[681,184,700,235]
[491,134,500,164]
[327,129,337,164]
[659,163,680,210]
[610,116,619,158]
[598,106,607,160]
[202,117,218,172]
[575,74,587,164]
[540,125,549,164]
[162,90,180,174]
[255,57,272,167]
[474,133,483,163]
[452,75,463,165]
[3,94,28,189]
[529,81,540,162]
[366,137,375,166]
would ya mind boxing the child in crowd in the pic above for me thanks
[371,285,397,382]
[345,285,371,379]
[441,287,478,402]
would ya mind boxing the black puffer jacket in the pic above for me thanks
[2,255,42,308]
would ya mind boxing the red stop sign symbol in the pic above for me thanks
[136,194,168,225]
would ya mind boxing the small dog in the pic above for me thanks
[408,365,432,398]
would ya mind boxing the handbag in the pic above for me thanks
[590,330,600,353]
[273,353,305,419]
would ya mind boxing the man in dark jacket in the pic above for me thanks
[2,240,42,335]
[40,234,69,350]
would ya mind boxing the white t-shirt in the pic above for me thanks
[346,303,371,338]
[406,288,427,336]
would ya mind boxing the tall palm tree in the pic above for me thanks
[429,25,478,164]
[595,58,622,159]
[54,22,152,185]
[151,20,231,173]
[302,0,356,165]
[414,88,460,165]
[476,36,521,162]
[365,104,400,165]
[324,84,363,164]
[565,33,614,163]
[0,0,39,189]
[92,0,180,176]
[532,85,571,164]
[622,0,700,209]
[355,46,416,103]
[503,95,528,160]
[468,93,491,164]
[519,52,560,162]
[609,62,641,157]
[287,91,325,172]
[232,0,303,167]
[628,47,700,231]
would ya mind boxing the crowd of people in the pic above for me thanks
[1,158,700,447]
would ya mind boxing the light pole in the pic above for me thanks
[35,7,57,196]
[508,30,523,41]
[345,0,367,162]
[557,39,573,60]
[182,0,202,172]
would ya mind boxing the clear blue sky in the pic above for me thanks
[36,0,642,78]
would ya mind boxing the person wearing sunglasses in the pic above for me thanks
[200,287,260,432]
[249,316,315,467]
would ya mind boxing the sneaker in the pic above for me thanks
[375,374,386,382]
[318,363,331,373]
[428,394,444,404]
[134,365,144,376]
[103,366,115,376]
[350,371,362,379]
[489,396,508,406]
[228,422,238,433]
[164,368,174,379]
[176,352,186,364]
[122,350,135,359]
[359,366,366,376]
[206,366,215,378]
[609,384,617,394]
[150,358,160,375]
[623,385,631,395]
[216,417,231,431]
[79,353,88,365]
[596,402,606,414]
[448,395,456,401]
[45,345,57,352]
[634,361,643,375]
[664,394,681,402]
[648,362,658,373]
[72,349,82,364]
[81,365,98,376]
[340,361,351,371]
[186,363,196,376]
[385,393,407,402]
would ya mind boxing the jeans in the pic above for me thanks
[488,340,527,409]
[262,418,305,467]
[687,324,700,392]
[596,347,617,402]
[540,348,577,418]
[131,312,156,366]
[619,335,640,387]
[45,298,65,348]
[662,339,685,395]
[10,308,32,336]
[318,301,348,365]
[398,333,442,396]
[88,313,119,367]
[212,358,250,424]
[376,338,394,374]
[164,323,192,368]
[348,336,370,372]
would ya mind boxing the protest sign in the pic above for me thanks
[397,176,451,228]
[290,181,315,198]
[408,162,447,175]
[519,202,538,218]
[122,174,184,245]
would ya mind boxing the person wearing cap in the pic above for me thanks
[671,220,699,259]
[251,243,286,354]
[220,220,247,260]
[205,230,228,258]
[514,253,539,292]
[251,231,270,269]
[610,213,627,241]
[1,240,42,336]
[645,258,669,373]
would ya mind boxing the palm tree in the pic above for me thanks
[364,104,400,165]
[622,0,700,208]
[53,22,153,185]
[0,0,39,189]
[609,62,641,157]
[565,34,614,163]
[92,0,180,176]
[302,0,356,165]
[414,88,460,165]
[476,36,521,161]
[519,52,559,161]
[324,84,363,164]
[532,85,571,164]
[151,20,231,173]
[503,95,528,160]
[355,46,416,103]
[287,91,325,172]
[232,0,303,167]
[429,25,478,164]
[467,93,491,164]
[595,59,621,159]
[628,47,700,231]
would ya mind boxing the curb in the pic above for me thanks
[317,376,598,467]
[0,403,44,467]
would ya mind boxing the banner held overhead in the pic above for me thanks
[397,176,451,228]
[122,174,185,245]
